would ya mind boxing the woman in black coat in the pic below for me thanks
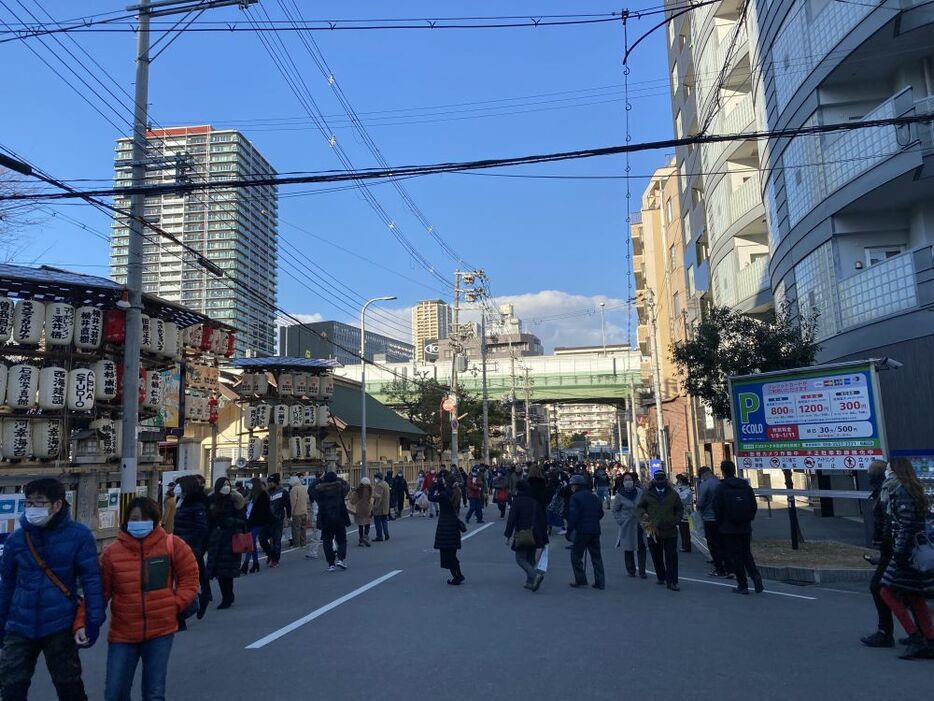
[428,471,464,585]
[173,475,212,619]
[504,480,548,591]
[206,476,247,609]
[245,477,275,570]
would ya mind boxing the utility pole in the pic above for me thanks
[510,355,518,461]
[480,310,490,465]
[450,270,461,470]
[629,379,641,471]
[645,290,668,468]
[599,301,607,355]
[121,0,256,518]
[682,309,702,472]
[524,366,531,460]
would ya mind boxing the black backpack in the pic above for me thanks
[723,483,757,523]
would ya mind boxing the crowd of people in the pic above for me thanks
[0,454,930,699]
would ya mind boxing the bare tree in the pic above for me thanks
[0,169,42,262]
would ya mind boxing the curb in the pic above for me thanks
[758,564,873,584]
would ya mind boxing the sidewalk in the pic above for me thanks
[752,504,867,547]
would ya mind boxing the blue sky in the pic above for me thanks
[0,1,673,349]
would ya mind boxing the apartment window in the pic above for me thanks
[665,199,673,224]
[696,236,709,265]
[672,291,682,320]
[687,265,696,296]
[865,245,905,267]
[669,245,677,270]
[691,187,704,207]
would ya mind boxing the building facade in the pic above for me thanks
[110,125,277,356]
[279,320,413,365]
[411,299,451,362]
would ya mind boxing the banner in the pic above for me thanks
[729,362,886,470]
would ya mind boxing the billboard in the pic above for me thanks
[729,361,886,471]
[423,338,439,363]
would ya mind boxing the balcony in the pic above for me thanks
[837,250,918,329]
[734,255,770,306]
[730,173,761,223]
[702,92,755,172]
[637,324,650,349]
[716,25,747,75]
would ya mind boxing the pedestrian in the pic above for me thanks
[713,461,763,595]
[428,470,465,585]
[861,460,900,648]
[611,472,647,578]
[205,477,247,609]
[162,482,176,535]
[878,457,934,659]
[594,467,611,509]
[0,478,105,701]
[423,469,438,518]
[245,478,274,572]
[696,467,730,578]
[313,472,351,572]
[465,468,485,524]
[675,473,693,553]
[637,471,683,591]
[459,467,470,507]
[372,473,391,542]
[350,478,374,547]
[266,475,291,567]
[100,497,200,701]
[289,476,310,549]
[390,471,408,519]
[566,474,605,589]
[504,480,548,591]
[527,464,548,514]
[172,475,212,621]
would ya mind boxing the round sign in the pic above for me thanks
[804,457,815,469]
[843,456,856,468]
[769,457,780,468]
[742,457,752,468]
[442,396,456,412]
[451,419,459,431]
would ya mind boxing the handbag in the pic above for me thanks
[911,532,934,573]
[231,531,254,554]
[166,535,200,621]
[513,528,536,549]
[25,533,86,634]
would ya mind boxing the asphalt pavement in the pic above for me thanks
[28,505,934,700]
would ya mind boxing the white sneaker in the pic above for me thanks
[327,565,336,572]
[305,549,319,559]
[335,560,347,570]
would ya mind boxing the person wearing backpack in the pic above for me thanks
[713,460,763,595]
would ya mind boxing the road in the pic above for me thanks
[30,505,932,700]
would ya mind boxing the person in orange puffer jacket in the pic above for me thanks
[100,497,200,701]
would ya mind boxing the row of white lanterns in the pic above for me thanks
[244,403,331,429]
[240,372,334,399]
[0,363,163,411]
[1,418,62,460]
[247,435,318,462]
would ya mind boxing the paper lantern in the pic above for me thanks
[45,303,74,346]
[289,404,304,427]
[302,405,316,426]
[208,396,218,424]
[7,364,38,409]
[0,364,7,407]
[142,371,162,408]
[151,318,166,355]
[316,404,331,428]
[303,436,317,459]
[210,330,227,356]
[293,373,308,396]
[13,300,45,345]
[139,315,153,352]
[92,360,118,401]
[32,420,61,459]
[248,436,264,462]
[239,373,255,395]
[2,418,31,459]
[263,437,269,457]
[199,326,213,352]
[254,373,268,396]
[224,333,235,357]
[75,306,103,350]
[0,297,13,342]
[160,322,178,359]
[320,376,335,399]
[278,373,293,397]
[67,368,95,411]
[38,366,67,410]
[290,436,303,459]
[255,403,271,428]
[306,376,320,397]
[91,418,119,457]
[104,309,126,344]
[273,404,289,426]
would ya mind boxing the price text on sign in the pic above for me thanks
[730,364,884,470]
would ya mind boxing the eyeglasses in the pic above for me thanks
[25,500,51,508]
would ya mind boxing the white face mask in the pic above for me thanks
[173,484,182,498]
[220,485,232,495]
[884,469,894,479]
[25,507,53,527]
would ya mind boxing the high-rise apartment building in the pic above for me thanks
[110,125,277,356]
[279,320,413,365]
[411,299,451,361]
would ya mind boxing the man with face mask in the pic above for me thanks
[637,470,684,591]
[0,478,106,700]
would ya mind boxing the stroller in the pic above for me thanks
[410,490,430,516]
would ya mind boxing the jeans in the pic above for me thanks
[321,525,347,565]
[291,513,308,547]
[104,634,174,701]
[624,529,647,576]
[571,534,605,587]
[703,520,729,574]
[722,532,759,589]
[647,535,679,585]
[465,498,484,523]
[242,527,261,567]
[678,520,692,552]
[869,540,894,635]
[596,487,610,508]
[881,586,934,639]
[515,548,540,584]
[496,501,507,518]
[217,576,234,603]
[0,630,87,701]
[374,515,389,539]
[268,520,284,562]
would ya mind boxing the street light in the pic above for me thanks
[599,302,607,356]
[360,295,397,477]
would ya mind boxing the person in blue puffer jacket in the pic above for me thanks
[0,478,105,701]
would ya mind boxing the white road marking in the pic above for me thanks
[245,570,403,649]
[462,522,495,540]
[646,569,817,600]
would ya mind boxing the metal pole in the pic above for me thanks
[481,311,490,464]
[617,411,625,463]
[599,301,607,356]
[524,366,531,459]
[360,295,396,478]
[450,271,460,470]
[682,310,702,471]
[120,0,150,518]
[510,355,517,461]
[629,379,641,471]
[647,291,667,466]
